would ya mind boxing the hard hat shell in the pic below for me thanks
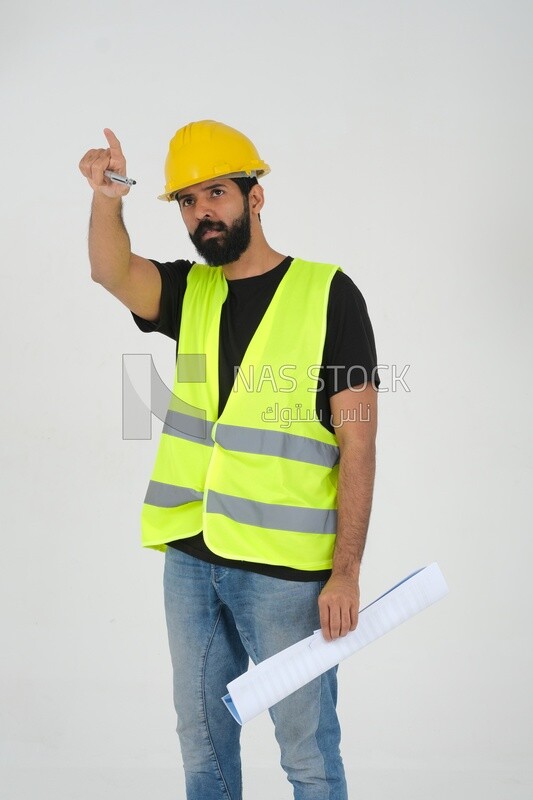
[158,120,270,201]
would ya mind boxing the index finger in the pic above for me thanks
[319,600,333,642]
[103,128,123,155]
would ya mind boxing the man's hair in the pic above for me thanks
[231,176,258,196]
[231,176,260,220]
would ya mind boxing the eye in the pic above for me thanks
[180,197,193,208]
[211,188,224,197]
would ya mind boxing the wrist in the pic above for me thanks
[331,562,361,581]
[92,191,123,209]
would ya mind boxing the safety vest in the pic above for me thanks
[141,257,341,570]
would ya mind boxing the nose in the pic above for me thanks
[194,196,213,220]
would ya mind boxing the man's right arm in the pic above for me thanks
[79,128,162,323]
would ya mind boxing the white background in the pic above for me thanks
[1,1,532,798]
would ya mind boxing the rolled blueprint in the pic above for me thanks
[222,562,448,725]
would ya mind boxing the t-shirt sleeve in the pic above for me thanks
[131,259,193,341]
[323,271,380,394]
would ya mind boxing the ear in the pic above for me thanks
[249,184,264,216]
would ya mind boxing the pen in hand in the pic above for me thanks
[104,170,136,186]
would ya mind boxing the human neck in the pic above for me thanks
[221,234,286,281]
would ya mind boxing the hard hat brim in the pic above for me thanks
[158,167,270,202]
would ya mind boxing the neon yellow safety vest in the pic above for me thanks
[141,257,341,571]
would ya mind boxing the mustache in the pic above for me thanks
[194,219,228,238]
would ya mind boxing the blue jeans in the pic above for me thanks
[163,547,348,800]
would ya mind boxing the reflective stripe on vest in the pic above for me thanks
[144,481,203,507]
[140,258,341,570]
[206,490,337,534]
[214,423,339,468]
[163,409,214,445]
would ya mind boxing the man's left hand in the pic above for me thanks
[318,575,360,641]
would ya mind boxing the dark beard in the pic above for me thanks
[189,197,251,266]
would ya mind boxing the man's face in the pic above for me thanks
[176,178,251,266]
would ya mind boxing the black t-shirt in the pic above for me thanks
[133,256,379,581]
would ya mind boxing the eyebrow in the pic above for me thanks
[176,182,228,203]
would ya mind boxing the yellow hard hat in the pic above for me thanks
[158,120,270,201]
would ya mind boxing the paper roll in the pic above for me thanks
[222,562,449,725]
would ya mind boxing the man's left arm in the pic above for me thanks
[318,382,377,641]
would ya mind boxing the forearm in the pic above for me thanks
[332,440,376,580]
[318,441,375,640]
[88,193,132,288]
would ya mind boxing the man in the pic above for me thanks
[79,120,379,800]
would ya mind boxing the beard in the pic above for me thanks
[189,197,251,266]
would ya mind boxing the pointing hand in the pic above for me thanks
[79,128,130,198]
